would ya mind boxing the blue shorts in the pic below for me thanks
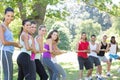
[109,54,120,59]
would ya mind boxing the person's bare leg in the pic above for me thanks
[86,68,93,77]
[106,60,111,76]
[97,65,102,78]
[79,70,83,79]
[107,61,111,72]
[97,65,102,75]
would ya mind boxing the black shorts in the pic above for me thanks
[78,56,93,70]
[89,56,101,67]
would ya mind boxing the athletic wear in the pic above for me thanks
[0,23,14,53]
[0,23,14,80]
[51,57,66,80]
[109,43,117,54]
[98,56,108,62]
[43,58,58,80]
[109,43,120,61]
[77,41,89,58]
[97,42,107,56]
[34,36,41,60]
[78,56,93,70]
[89,42,101,67]
[35,59,48,80]
[0,51,13,80]
[17,33,36,80]
[43,44,59,80]
[43,44,51,58]
[89,42,98,58]
[89,56,101,67]
[20,32,32,55]
[17,52,36,80]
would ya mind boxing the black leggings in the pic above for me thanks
[17,52,36,80]
[35,59,48,80]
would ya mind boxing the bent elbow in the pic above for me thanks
[1,41,6,45]
[26,47,31,51]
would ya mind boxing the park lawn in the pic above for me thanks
[12,61,120,80]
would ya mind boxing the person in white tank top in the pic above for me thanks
[89,42,98,58]
[88,35,103,80]
[108,36,120,73]
[17,19,37,80]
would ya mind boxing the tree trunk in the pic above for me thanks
[31,2,48,26]
[17,2,26,21]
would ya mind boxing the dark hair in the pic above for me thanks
[31,21,37,25]
[22,19,30,26]
[81,32,87,40]
[47,30,59,42]
[19,19,30,38]
[110,36,116,44]
[5,7,14,14]
[3,7,14,21]
[91,34,96,38]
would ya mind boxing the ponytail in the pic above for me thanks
[3,18,5,22]
[19,27,23,39]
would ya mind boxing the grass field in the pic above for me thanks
[1,51,120,80]
[11,61,120,80]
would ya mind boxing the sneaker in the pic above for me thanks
[117,68,120,73]
[84,77,89,80]
[106,72,111,77]
[89,76,92,80]
[96,75,98,79]
[97,77,103,80]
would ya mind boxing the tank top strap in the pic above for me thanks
[1,23,8,30]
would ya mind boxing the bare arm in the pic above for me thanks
[0,25,21,48]
[53,43,67,55]
[31,36,37,53]
[105,43,109,52]
[96,43,99,53]
[87,45,90,53]
[116,43,119,53]
[47,39,53,53]
[37,36,44,53]
[21,34,32,51]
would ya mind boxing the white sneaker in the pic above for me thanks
[106,72,111,77]
[117,68,120,73]
[84,77,89,80]
[89,76,92,80]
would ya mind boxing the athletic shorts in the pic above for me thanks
[78,56,93,70]
[89,56,101,67]
[109,53,120,62]
[98,56,108,62]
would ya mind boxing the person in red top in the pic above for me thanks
[77,32,93,80]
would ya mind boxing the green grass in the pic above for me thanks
[62,62,120,80]
[1,61,120,80]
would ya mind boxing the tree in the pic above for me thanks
[82,0,120,16]
[71,19,101,50]
[51,22,71,50]
[0,0,60,25]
